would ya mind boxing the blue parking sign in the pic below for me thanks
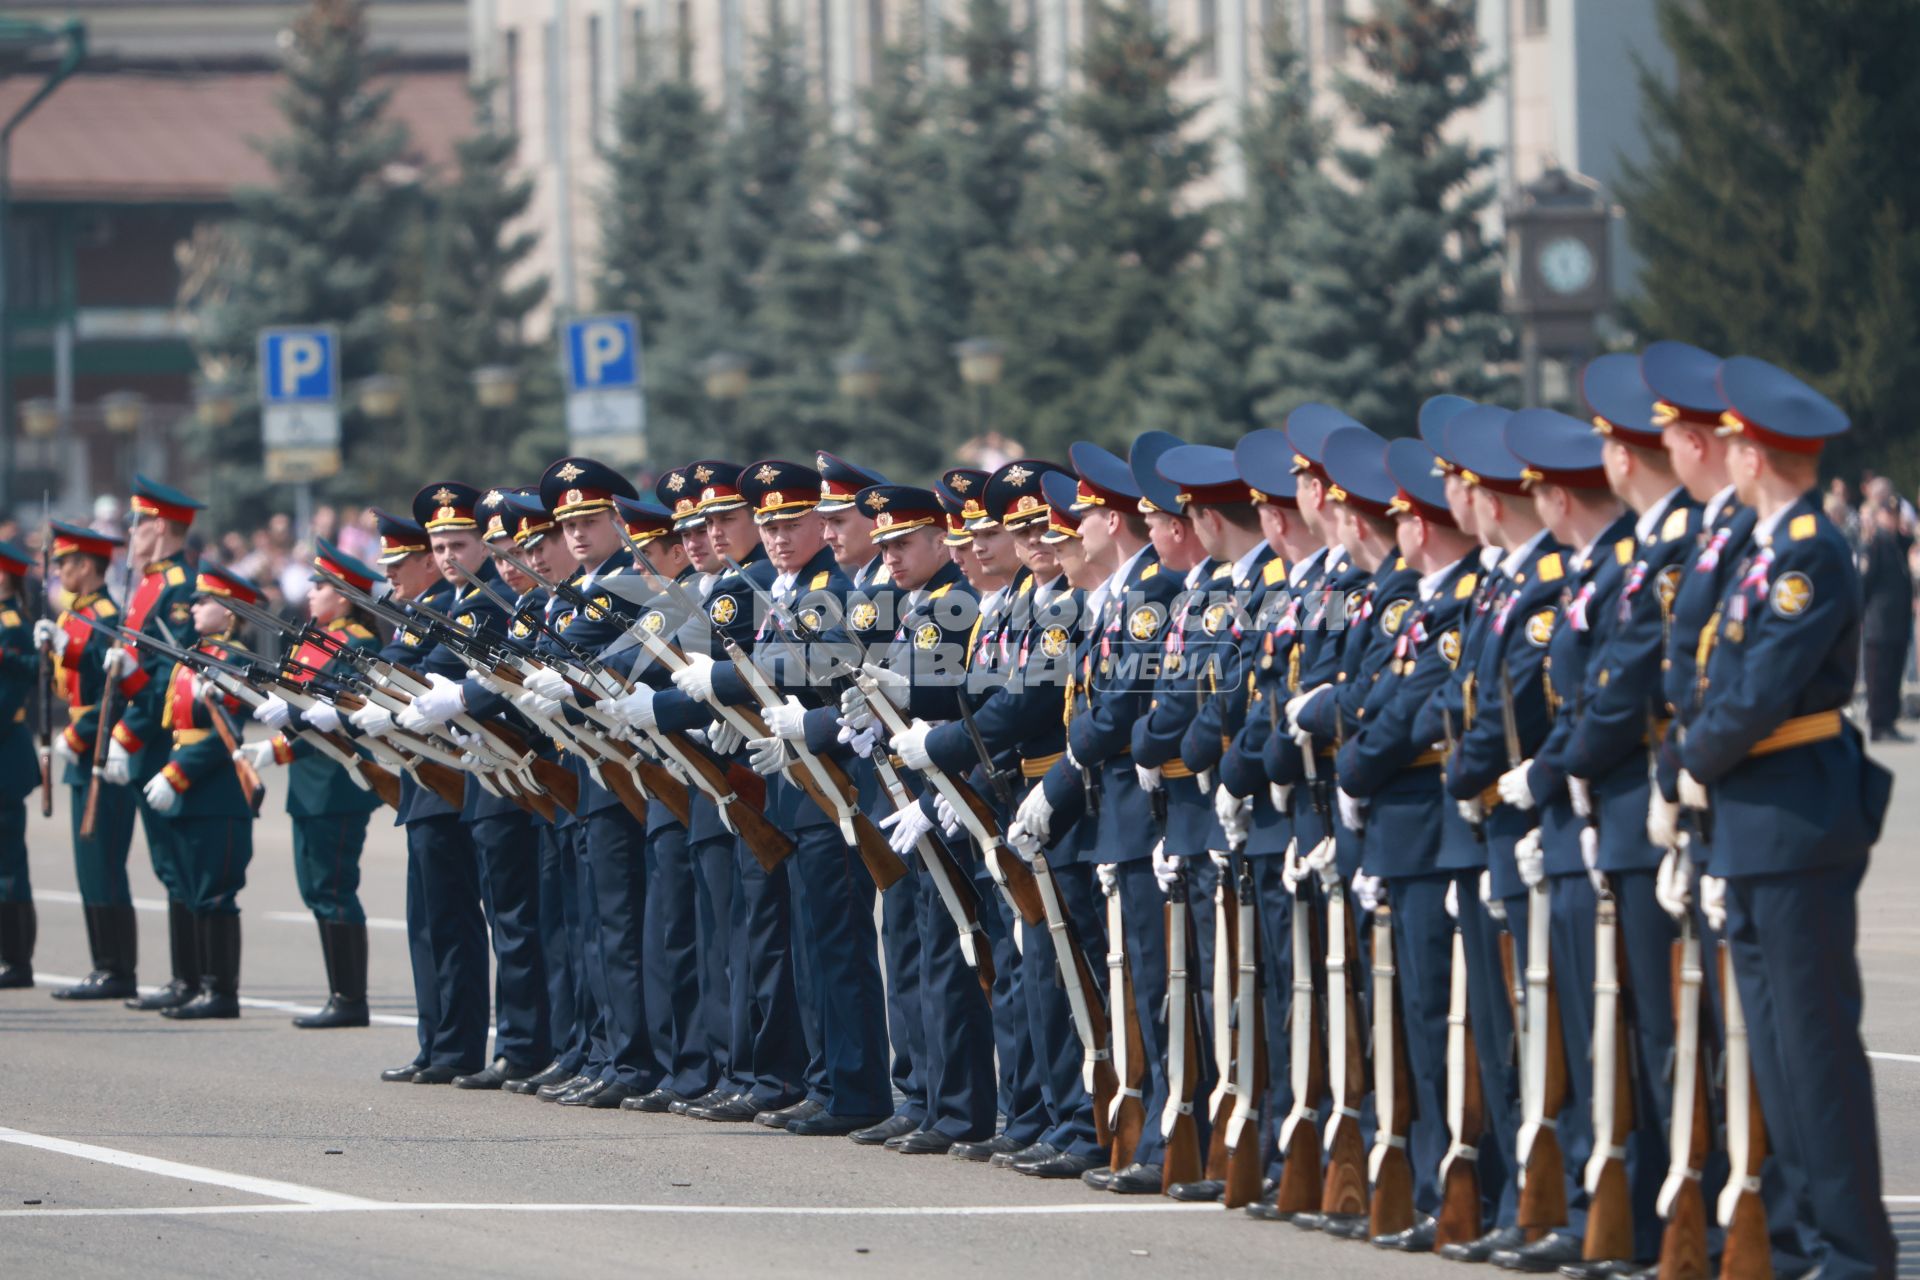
[564,314,641,392]
[258,327,340,404]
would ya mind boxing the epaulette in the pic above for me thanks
[1789,514,1816,542]
[810,571,830,590]
[1615,537,1634,565]
[1454,572,1477,600]
[1394,556,1407,571]
[929,583,953,599]
[873,564,891,585]
[1210,562,1233,580]
[165,564,187,587]
[1661,508,1690,542]
[0,609,18,628]
[344,622,376,641]
[1537,553,1564,583]
[1263,559,1288,587]
[1140,563,1159,580]
[92,598,117,619]
[1017,576,1035,595]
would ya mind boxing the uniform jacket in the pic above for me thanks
[109,552,194,763]
[153,636,254,819]
[0,598,40,806]
[270,615,384,818]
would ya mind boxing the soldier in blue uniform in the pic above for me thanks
[0,540,42,988]
[140,563,261,1020]
[105,477,205,1011]
[243,540,387,1027]
[1678,358,1895,1280]
[40,521,146,1000]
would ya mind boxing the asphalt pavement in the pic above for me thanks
[4,745,1920,1278]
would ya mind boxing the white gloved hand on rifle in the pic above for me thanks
[1457,795,1485,825]
[234,740,278,772]
[524,666,574,703]
[349,703,394,738]
[1580,825,1606,897]
[859,661,910,712]
[1568,775,1592,819]
[1151,839,1181,893]
[1005,820,1042,863]
[836,720,877,758]
[1014,784,1053,847]
[1515,828,1546,888]
[932,791,961,837]
[879,804,934,858]
[511,690,561,721]
[1352,870,1384,914]
[766,695,809,743]
[1095,862,1118,896]
[611,685,657,733]
[253,694,292,731]
[1136,763,1162,792]
[894,720,935,772]
[1337,787,1366,833]
[1678,769,1709,810]
[746,735,791,777]
[32,618,60,652]
[1445,879,1460,920]
[1498,761,1538,811]
[101,740,133,787]
[1654,842,1692,921]
[1213,784,1250,845]
[142,771,180,815]
[1647,789,1680,850]
[100,645,135,682]
[1270,783,1291,812]
[1480,869,1505,922]
[301,701,341,734]
[670,652,716,703]
[708,719,746,757]
[409,674,467,726]
[1699,874,1727,932]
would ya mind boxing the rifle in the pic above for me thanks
[1657,910,1711,1279]
[1582,893,1634,1262]
[1222,853,1267,1208]
[1160,863,1203,1190]
[1273,851,1327,1216]
[1318,868,1369,1222]
[197,671,266,815]
[36,492,53,817]
[1717,942,1772,1280]
[1033,846,1118,1149]
[79,638,126,838]
[1368,901,1416,1238]
[1435,918,1486,1248]
[1104,873,1147,1171]
[1199,858,1241,1188]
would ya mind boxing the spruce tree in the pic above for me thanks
[1268,0,1510,433]
[1621,0,1920,476]
[190,0,415,528]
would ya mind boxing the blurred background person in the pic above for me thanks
[1860,484,1914,741]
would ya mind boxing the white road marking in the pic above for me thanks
[35,973,418,1029]
[0,1201,1221,1220]
[33,890,405,931]
[0,1127,379,1208]
[1869,1051,1920,1065]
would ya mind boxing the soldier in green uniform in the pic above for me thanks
[139,564,263,1020]
[0,539,42,988]
[241,540,386,1027]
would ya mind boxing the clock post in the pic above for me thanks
[1503,167,1614,405]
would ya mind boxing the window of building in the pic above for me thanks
[502,27,520,133]
[1523,0,1548,36]
[587,14,603,140]
[1196,0,1218,78]
[1324,0,1346,61]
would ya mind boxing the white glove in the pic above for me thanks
[859,661,909,710]
[409,676,466,725]
[234,740,278,772]
[1678,769,1709,810]
[396,702,431,733]
[1210,849,1232,873]
[1281,841,1310,894]
[32,618,60,651]
[838,684,875,732]
[1699,874,1727,932]
[1568,776,1592,819]
[709,719,746,756]
[469,671,506,698]
[302,701,341,734]
[1352,871,1384,914]
[1337,787,1366,833]
[1284,686,1326,733]
[895,720,935,771]
[1015,784,1054,846]
[1647,789,1680,850]
[746,735,791,777]
[511,690,561,720]
[1006,820,1042,862]
[612,685,658,732]
[1580,825,1605,897]
[1269,783,1291,811]
[1498,762,1537,811]
[142,771,180,814]
[524,666,574,702]
[1095,862,1118,895]
[1151,839,1180,893]
[1136,764,1162,792]
[101,740,133,787]
[349,703,394,738]
[1515,828,1545,888]
[1213,784,1250,844]
[1289,720,1316,751]
[1445,880,1460,919]
[767,695,809,743]
[879,804,934,858]
[836,720,877,758]
[1481,869,1506,922]
[50,731,77,769]
[1457,795,1485,824]
[101,645,135,681]
[670,652,716,703]
[254,694,292,730]
[932,791,961,836]
[1655,843,1692,920]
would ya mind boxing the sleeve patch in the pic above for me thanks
[1771,571,1813,618]
[1381,598,1412,636]
[1439,629,1462,668]
[1662,508,1690,542]
[913,622,942,651]
[1789,514,1817,542]
[1537,553,1564,583]
[1526,609,1555,647]
[1128,603,1166,641]
[709,595,738,626]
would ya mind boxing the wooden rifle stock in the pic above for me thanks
[950,776,1045,926]
[201,687,266,816]
[1106,885,1147,1170]
[658,741,794,870]
[595,758,657,827]
[1517,986,1569,1231]
[1223,859,1268,1209]
[738,702,906,890]
[1435,925,1486,1249]
[1274,884,1327,1217]
[1718,944,1773,1280]
[80,663,122,838]
[1076,938,1119,1151]
[1160,893,1203,1190]
[353,759,402,809]
[1368,906,1416,1238]
[1202,874,1240,1182]
[1583,896,1636,1263]
[411,759,469,811]
[1321,888,1370,1219]
[1657,927,1711,1279]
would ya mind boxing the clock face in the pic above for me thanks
[1538,236,1596,295]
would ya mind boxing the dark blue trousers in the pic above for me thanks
[404,814,488,1072]
[1247,856,1293,1181]
[689,832,735,1093]
[1727,864,1895,1280]
[1112,861,1171,1168]
[1610,870,1674,1261]
[471,810,550,1070]
[538,821,586,1074]
[1463,874,1521,1230]
[643,821,710,1097]
[1546,874,1598,1238]
[583,806,656,1091]
[914,850,996,1139]
[977,867,1049,1146]
[1026,858,1107,1160]
[882,859,928,1124]
[1389,873,1454,1216]
[576,824,614,1081]
[728,839,806,1107]
[786,823,889,1117]
[0,802,26,901]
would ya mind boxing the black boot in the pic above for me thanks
[128,901,197,1010]
[53,905,136,1000]
[164,913,240,1020]
[0,900,35,989]
[294,921,369,1028]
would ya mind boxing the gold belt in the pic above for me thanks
[1409,749,1446,769]
[1747,710,1843,759]
[1020,752,1063,778]
[1162,760,1197,780]
[173,728,212,747]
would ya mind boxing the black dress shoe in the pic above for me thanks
[507,1061,571,1095]
[50,970,137,1001]
[1492,1233,1585,1272]
[1022,1151,1104,1179]
[896,1130,959,1155]
[1556,1260,1643,1279]
[622,1087,687,1113]
[292,995,370,1029]
[691,1095,763,1122]
[953,1134,1024,1162]
[1323,1214,1373,1240]
[539,1074,593,1101]
[380,1062,424,1084]
[411,1064,465,1085]
[588,1082,640,1109]
[673,1087,732,1115]
[1003,1141,1060,1171]
[127,978,195,1011]
[849,1113,919,1145]
[1082,1166,1119,1191]
[1440,1224,1528,1264]
[1105,1162,1165,1195]
[788,1111,891,1137]
[1871,726,1913,743]
[756,1098,824,1130]
[1245,1203,1294,1222]
[453,1058,539,1090]
[557,1078,609,1106]
[1168,1178,1225,1203]
[1373,1216,1438,1252]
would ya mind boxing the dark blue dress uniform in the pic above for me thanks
[45,521,145,999]
[1678,358,1895,1280]
[0,540,42,988]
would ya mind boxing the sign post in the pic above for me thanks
[258,325,342,548]
[563,313,646,466]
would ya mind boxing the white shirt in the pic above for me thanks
[1087,545,1149,624]
[1498,527,1551,580]
[1704,484,1737,530]
[1755,502,1793,547]
[1231,540,1267,588]
[1290,545,1329,588]
[1635,486,1687,544]
[1418,555,1473,603]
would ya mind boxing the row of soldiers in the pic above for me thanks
[0,341,1892,1278]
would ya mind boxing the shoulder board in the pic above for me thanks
[1661,507,1690,542]
[1017,576,1035,595]
[1263,559,1288,587]
[0,609,17,628]
[1615,537,1634,565]
[1454,572,1477,600]
[1537,553,1564,583]
[873,564,890,585]
[1139,562,1159,581]
[344,622,376,641]
[1789,514,1817,542]
[1210,562,1233,580]
[165,564,187,587]
[93,599,117,618]
[1394,556,1407,571]
[810,571,830,590]
[929,583,952,599]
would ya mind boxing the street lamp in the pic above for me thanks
[357,374,403,420]
[100,390,144,434]
[472,365,519,409]
[194,378,237,428]
[17,397,56,438]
